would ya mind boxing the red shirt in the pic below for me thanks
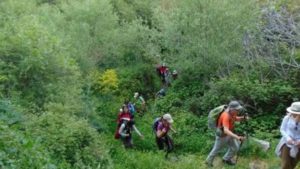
[217,111,237,131]
[159,66,167,74]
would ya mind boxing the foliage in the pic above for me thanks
[200,75,296,116]
[0,0,299,168]
[26,112,112,168]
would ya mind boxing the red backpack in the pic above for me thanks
[114,113,131,139]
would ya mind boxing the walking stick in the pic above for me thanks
[235,112,249,165]
[235,139,244,165]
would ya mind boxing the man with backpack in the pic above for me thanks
[153,113,176,158]
[118,117,144,148]
[206,101,248,167]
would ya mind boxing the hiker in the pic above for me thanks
[164,68,171,86]
[134,92,146,115]
[118,117,144,148]
[158,63,168,84]
[156,88,166,98]
[154,114,176,157]
[115,105,133,139]
[275,102,300,169]
[172,70,178,80]
[206,101,248,166]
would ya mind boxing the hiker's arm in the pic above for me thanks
[132,125,143,137]
[140,97,146,104]
[170,126,176,133]
[236,116,247,121]
[156,129,166,138]
[118,124,129,137]
[280,115,294,144]
[223,127,244,141]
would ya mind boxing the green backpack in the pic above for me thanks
[207,105,227,130]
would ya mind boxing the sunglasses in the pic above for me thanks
[295,122,299,131]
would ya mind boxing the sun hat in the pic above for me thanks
[134,92,139,98]
[228,101,243,110]
[163,113,174,123]
[287,102,300,115]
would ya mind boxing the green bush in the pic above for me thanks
[118,64,161,100]
[0,121,61,169]
[200,76,296,115]
[26,113,112,168]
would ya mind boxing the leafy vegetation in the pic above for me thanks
[0,0,299,168]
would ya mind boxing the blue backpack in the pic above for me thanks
[128,103,136,115]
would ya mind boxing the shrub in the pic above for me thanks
[26,113,112,168]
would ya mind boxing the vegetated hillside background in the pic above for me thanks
[0,0,299,168]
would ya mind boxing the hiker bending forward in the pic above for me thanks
[276,102,300,169]
[118,118,143,148]
[206,101,247,166]
[156,114,176,153]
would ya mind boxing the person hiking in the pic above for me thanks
[114,105,133,139]
[275,102,300,169]
[158,63,168,85]
[134,92,146,115]
[118,117,144,148]
[155,113,176,158]
[172,69,178,80]
[156,88,166,98]
[206,101,248,167]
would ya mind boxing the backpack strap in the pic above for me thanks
[215,105,228,128]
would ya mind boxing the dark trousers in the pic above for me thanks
[156,135,173,152]
[281,144,300,169]
[121,136,133,149]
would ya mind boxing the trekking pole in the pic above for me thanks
[235,139,244,166]
[235,112,249,165]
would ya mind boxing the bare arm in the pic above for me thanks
[223,127,245,141]
[132,125,143,137]
[156,129,166,138]
[170,126,176,133]
[118,124,129,137]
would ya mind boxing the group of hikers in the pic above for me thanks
[114,92,176,157]
[114,62,177,156]
[113,62,300,168]
[156,62,178,87]
[207,100,300,169]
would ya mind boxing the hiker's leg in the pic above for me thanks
[121,137,128,148]
[156,137,164,150]
[281,144,294,169]
[293,148,300,168]
[165,135,174,152]
[290,148,300,169]
[206,136,226,164]
[223,136,239,161]
[123,136,133,149]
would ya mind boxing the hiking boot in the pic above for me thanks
[205,160,213,167]
[222,159,236,165]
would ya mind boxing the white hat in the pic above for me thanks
[134,92,139,98]
[287,102,300,115]
[163,113,174,123]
